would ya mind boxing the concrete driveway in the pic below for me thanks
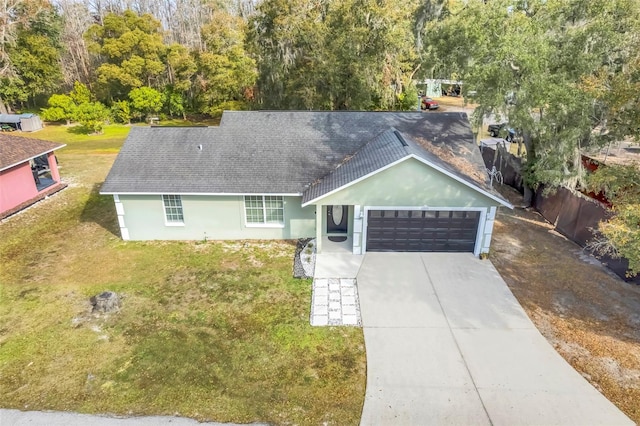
[357,252,633,426]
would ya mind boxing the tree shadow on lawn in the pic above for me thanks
[66,124,95,135]
[80,183,119,237]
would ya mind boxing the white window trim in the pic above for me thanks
[165,222,185,227]
[244,195,285,228]
[245,223,285,228]
[162,195,185,226]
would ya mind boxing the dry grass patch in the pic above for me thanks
[0,139,365,425]
[491,185,640,423]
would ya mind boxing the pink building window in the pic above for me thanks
[31,153,57,191]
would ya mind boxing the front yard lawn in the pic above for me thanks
[0,131,365,424]
[18,124,131,154]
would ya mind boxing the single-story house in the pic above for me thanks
[0,113,44,132]
[0,134,66,218]
[100,111,512,255]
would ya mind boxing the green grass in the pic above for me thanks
[0,123,366,424]
[20,124,131,154]
[153,117,221,127]
[20,116,221,155]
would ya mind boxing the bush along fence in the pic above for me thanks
[482,145,640,283]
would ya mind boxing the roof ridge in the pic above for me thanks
[392,130,430,157]
[314,127,406,182]
[303,127,411,197]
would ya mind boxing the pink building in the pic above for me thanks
[0,134,66,218]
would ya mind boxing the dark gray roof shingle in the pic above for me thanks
[101,111,505,203]
[302,128,411,203]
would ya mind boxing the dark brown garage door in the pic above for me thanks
[366,210,480,252]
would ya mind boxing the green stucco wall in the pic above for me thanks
[319,205,354,237]
[119,195,316,240]
[313,157,500,208]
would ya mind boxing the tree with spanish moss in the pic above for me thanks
[249,0,420,110]
[0,0,63,111]
[422,0,640,205]
[85,10,166,101]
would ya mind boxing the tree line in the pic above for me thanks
[0,0,423,120]
[1,0,638,268]
[0,1,258,121]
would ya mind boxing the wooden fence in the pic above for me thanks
[482,146,639,283]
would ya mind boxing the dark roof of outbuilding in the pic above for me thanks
[101,111,508,205]
[0,133,65,172]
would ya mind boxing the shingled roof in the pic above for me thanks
[101,111,508,205]
[0,133,65,172]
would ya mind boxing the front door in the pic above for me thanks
[326,205,348,234]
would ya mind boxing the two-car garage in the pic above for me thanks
[365,209,481,253]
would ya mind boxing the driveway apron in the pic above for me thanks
[357,252,633,426]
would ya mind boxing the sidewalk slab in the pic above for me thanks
[314,253,364,278]
[310,278,362,326]
[360,386,490,426]
[0,409,262,426]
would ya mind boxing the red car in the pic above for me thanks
[421,97,439,110]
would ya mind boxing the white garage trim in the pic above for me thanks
[481,206,498,253]
[361,206,488,256]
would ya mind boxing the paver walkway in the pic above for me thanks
[310,252,364,327]
[310,278,361,326]
[357,252,633,426]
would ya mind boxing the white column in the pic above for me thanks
[113,195,130,240]
[315,205,323,253]
[481,206,497,254]
[352,205,363,255]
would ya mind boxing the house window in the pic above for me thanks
[244,195,284,226]
[162,195,184,224]
[31,154,55,192]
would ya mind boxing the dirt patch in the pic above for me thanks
[586,140,640,167]
[491,184,640,422]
